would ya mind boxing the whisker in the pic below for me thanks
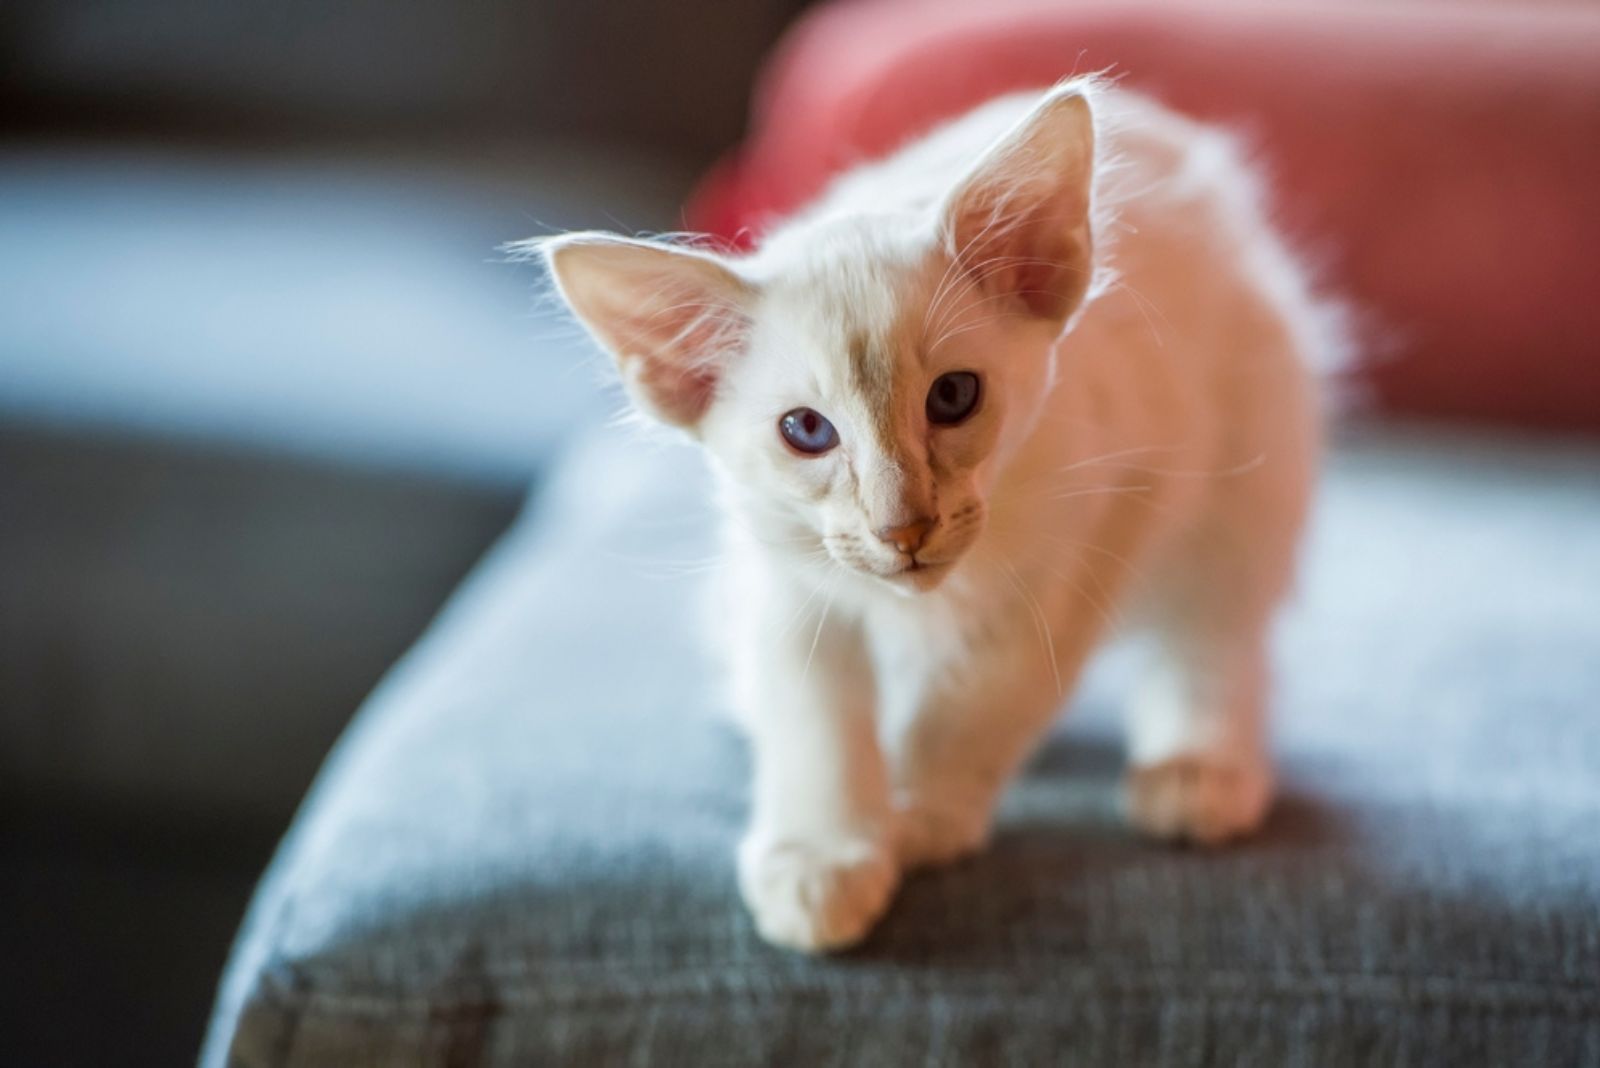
[990,549,1063,697]
[1037,533,1152,593]
[1049,443,1184,476]
[1041,559,1121,636]
[920,203,1043,341]
[777,574,830,643]
[1085,454,1266,480]
[1045,484,1154,503]
[1109,278,1176,349]
[926,255,1092,343]
[925,255,1039,340]
[800,572,841,684]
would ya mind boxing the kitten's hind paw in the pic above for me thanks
[737,832,899,952]
[1125,754,1273,846]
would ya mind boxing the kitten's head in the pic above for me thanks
[541,85,1097,594]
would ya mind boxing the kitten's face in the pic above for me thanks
[540,85,1096,595]
[700,242,1059,594]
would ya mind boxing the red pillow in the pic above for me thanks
[689,0,1600,431]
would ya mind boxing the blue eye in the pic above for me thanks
[779,408,839,455]
[927,371,980,425]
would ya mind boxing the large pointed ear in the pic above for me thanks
[937,85,1097,324]
[539,233,755,429]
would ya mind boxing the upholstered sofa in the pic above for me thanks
[202,1,1600,1063]
[203,422,1600,1065]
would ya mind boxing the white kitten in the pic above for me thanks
[537,78,1337,952]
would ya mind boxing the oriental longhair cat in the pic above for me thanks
[535,79,1338,951]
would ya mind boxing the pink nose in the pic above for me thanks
[875,517,935,555]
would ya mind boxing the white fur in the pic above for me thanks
[538,80,1337,952]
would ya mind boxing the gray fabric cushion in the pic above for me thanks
[204,425,1600,1066]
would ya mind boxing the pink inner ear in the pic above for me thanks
[633,357,720,426]
[959,206,1088,323]
[622,286,748,426]
[1011,258,1072,319]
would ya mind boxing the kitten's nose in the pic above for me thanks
[875,517,935,555]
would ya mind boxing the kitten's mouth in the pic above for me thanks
[884,556,953,591]
[823,538,957,592]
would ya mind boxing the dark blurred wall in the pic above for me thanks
[0,0,809,160]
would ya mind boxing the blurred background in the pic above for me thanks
[0,2,809,1062]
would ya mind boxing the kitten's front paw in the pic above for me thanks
[737,831,899,952]
[893,796,990,871]
[1125,754,1273,845]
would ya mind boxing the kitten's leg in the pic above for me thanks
[732,589,898,952]
[1123,624,1275,845]
[1121,423,1309,845]
[888,626,1092,871]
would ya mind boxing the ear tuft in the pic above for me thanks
[940,85,1097,324]
[539,234,754,429]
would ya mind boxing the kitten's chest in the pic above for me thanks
[858,571,1022,681]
